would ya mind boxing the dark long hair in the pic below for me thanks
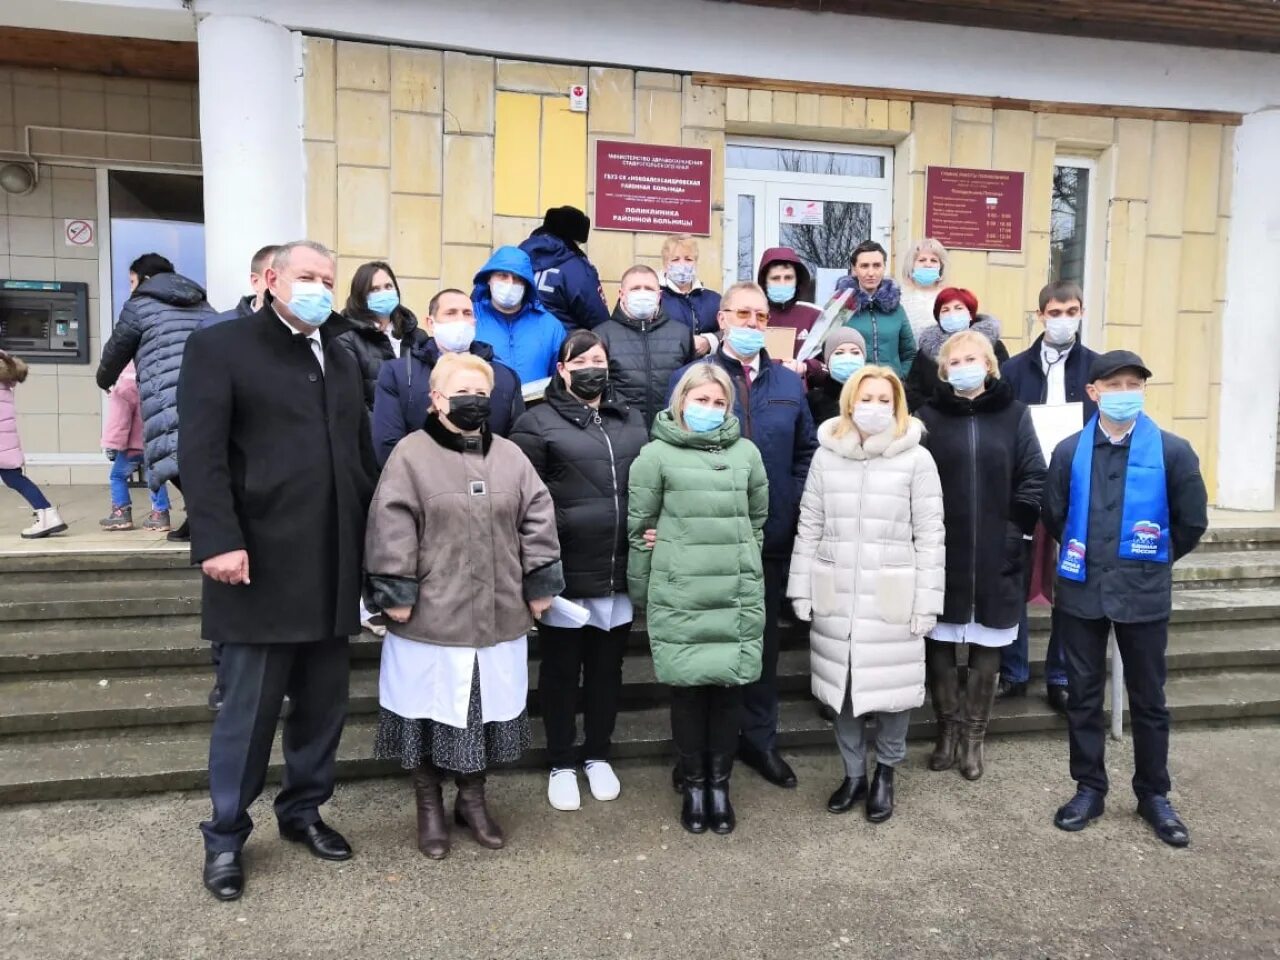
[345,260,414,339]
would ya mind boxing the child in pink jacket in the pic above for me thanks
[0,350,67,539]
[100,361,171,531]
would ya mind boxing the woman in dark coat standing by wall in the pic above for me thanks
[332,260,419,411]
[510,330,649,812]
[904,287,1009,412]
[917,329,1046,782]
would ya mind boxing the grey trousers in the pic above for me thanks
[834,693,912,778]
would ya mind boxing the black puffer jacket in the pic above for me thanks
[97,272,216,488]
[595,304,694,429]
[331,307,419,411]
[510,377,648,598]
[905,314,1009,412]
[918,376,1047,629]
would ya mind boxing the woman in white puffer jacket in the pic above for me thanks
[788,364,945,823]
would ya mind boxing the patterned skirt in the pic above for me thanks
[373,659,530,775]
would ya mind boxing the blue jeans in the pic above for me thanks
[0,467,51,510]
[1001,604,1068,687]
[108,453,170,511]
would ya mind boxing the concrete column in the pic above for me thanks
[196,14,305,311]
[1218,108,1280,510]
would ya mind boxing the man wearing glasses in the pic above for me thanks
[667,281,818,789]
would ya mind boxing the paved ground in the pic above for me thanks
[1,725,1278,960]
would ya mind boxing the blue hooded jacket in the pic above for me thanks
[472,246,566,384]
[519,231,611,332]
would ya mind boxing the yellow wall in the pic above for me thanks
[302,38,1231,497]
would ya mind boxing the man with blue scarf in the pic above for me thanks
[1042,350,1207,847]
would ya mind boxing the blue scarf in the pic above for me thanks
[1057,413,1170,582]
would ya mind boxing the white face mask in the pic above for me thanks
[433,320,475,353]
[489,278,523,310]
[625,289,660,321]
[1045,315,1080,345]
[853,402,896,436]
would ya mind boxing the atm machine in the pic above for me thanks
[0,279,91,364]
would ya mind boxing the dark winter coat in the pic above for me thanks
[330,307,419,412]
[905,314,1010,412]
[660,280,721,335]
[596,303,695,429]
[97,272,217,489]
[510,379,649,598]
[1042,421,1208,623]
[668,349,818,560]
[201,294,256,329]
[520,230,611,331]
[918,376,1047,629]
[371,330,524,467]
[806,375,844,429]
[1001,335,1101,423]
[177,306,378,646]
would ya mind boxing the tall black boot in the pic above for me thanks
[959,646,1001,781]
[678,753,708,834]
[707,753,736,835]
[925,640,961,771]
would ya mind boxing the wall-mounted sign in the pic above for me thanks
[569,83,588,113]
[64,219,96,248]
[924,166,1024,252]
[780,199,824,226]
[594,140,712,235]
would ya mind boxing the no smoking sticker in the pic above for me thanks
[64,219,95,248]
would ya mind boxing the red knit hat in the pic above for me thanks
[933,286,979,321]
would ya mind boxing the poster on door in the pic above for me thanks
[594,140,712,234]
[780,199,824,226]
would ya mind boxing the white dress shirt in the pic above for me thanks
[1040,341,1071,405]
[274,306,324,373]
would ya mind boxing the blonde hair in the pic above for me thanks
[429,351,494,400]
[900,237,950,287]
[668,363,736,431]
[832,365,909,439]
[661,234,698,262]
[937,329,1001,381]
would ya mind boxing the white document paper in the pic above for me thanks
[548,596,591,628]
[521,376,552,403]
[1029,402,1084,461]
[796,288,851,362]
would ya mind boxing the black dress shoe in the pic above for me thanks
[203,851,243,901]
[1053,787,1105,832]
[865,763,895,824]
[1138,795,1190,848]
[738,742,798,788]
[1046,685,1070,714]
[996,678,1027,700]
[279,819,353,860]
[827,776,867,814]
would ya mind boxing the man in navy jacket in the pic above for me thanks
[520,206,611,332]
[667,281,818,789]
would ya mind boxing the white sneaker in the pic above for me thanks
[584,760,621,802]
[21,507,67,540]
[547,768,581,811]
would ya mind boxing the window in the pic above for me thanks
[736,193,756,281]
[725,145,884,179]
[1050,160,1092,287]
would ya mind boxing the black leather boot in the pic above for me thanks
[827,776,868,814]
[925,640,961,771]
[707,753,736,835]
[679,753,708,834]
[865,763,896,823]
[959,646,1001,781]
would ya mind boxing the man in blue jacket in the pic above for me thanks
[372,288,524,467]
[998,281,1100,713]
[472,245,565,385]
[667,281,818,789]
[520,206,611,332]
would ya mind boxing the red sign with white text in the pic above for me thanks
[925,166,1025,252]
[594,140,712,235]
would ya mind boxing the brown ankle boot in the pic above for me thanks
[925,639,962,771]
[454,773,505,849]
[411,766,449,859]
[959,646,1001,781]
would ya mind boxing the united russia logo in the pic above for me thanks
[1131,520,1162,556]
[1061,538,1086,575]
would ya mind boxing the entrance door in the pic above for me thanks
[724,140,892,305]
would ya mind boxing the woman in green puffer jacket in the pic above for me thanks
[627,362,768,837]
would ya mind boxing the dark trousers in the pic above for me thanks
[741,557,787,752]
[201,637,350,853]
[1058,612,1171,801]
[538,621,630,768]
[671,685,745,757]
[1001,605,1068,687]
[1,468,51,510]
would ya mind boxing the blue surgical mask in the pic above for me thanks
[766,283,795,304]
[727,326,766,358]
[490,278,524,310]
[939,310,971,334]
[1098,389,1145,423]
[367,289,399,316]
[948,363,987,392]
[666,263,696,286]
[433,320,474,354]
[684,403,726,433]
[911,266,941,286]
[829,354,865,383]
[287,281,334,326]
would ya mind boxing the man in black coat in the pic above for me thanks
[178,240,377,901]
[1042,350,1207,848]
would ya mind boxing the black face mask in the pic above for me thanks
[568,366,609,401]
[446,394,491,431]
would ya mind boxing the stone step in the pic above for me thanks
[1173,550,1280,588]
[0,548,192,578]
[1198,526,1280,553]
[2,668,1277,805]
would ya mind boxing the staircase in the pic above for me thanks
[2,527,1279,805]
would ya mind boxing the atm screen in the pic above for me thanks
[0,307,49,339]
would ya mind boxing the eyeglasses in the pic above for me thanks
[723,308,770,324]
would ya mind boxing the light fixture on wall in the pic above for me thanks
[0,162,37,197]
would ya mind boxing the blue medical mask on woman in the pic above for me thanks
[947,363,987,392]
[287,281,334,326]
[911,266,941,286]
[766,283,795,304]
[684,403,726,433]
[939,309,971,334]
[829,354,865,383]
[1098,389,1145,423]
[367,289,399,316]
[727,326,766,358]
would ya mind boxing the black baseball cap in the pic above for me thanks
[1089,349,1152,382]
